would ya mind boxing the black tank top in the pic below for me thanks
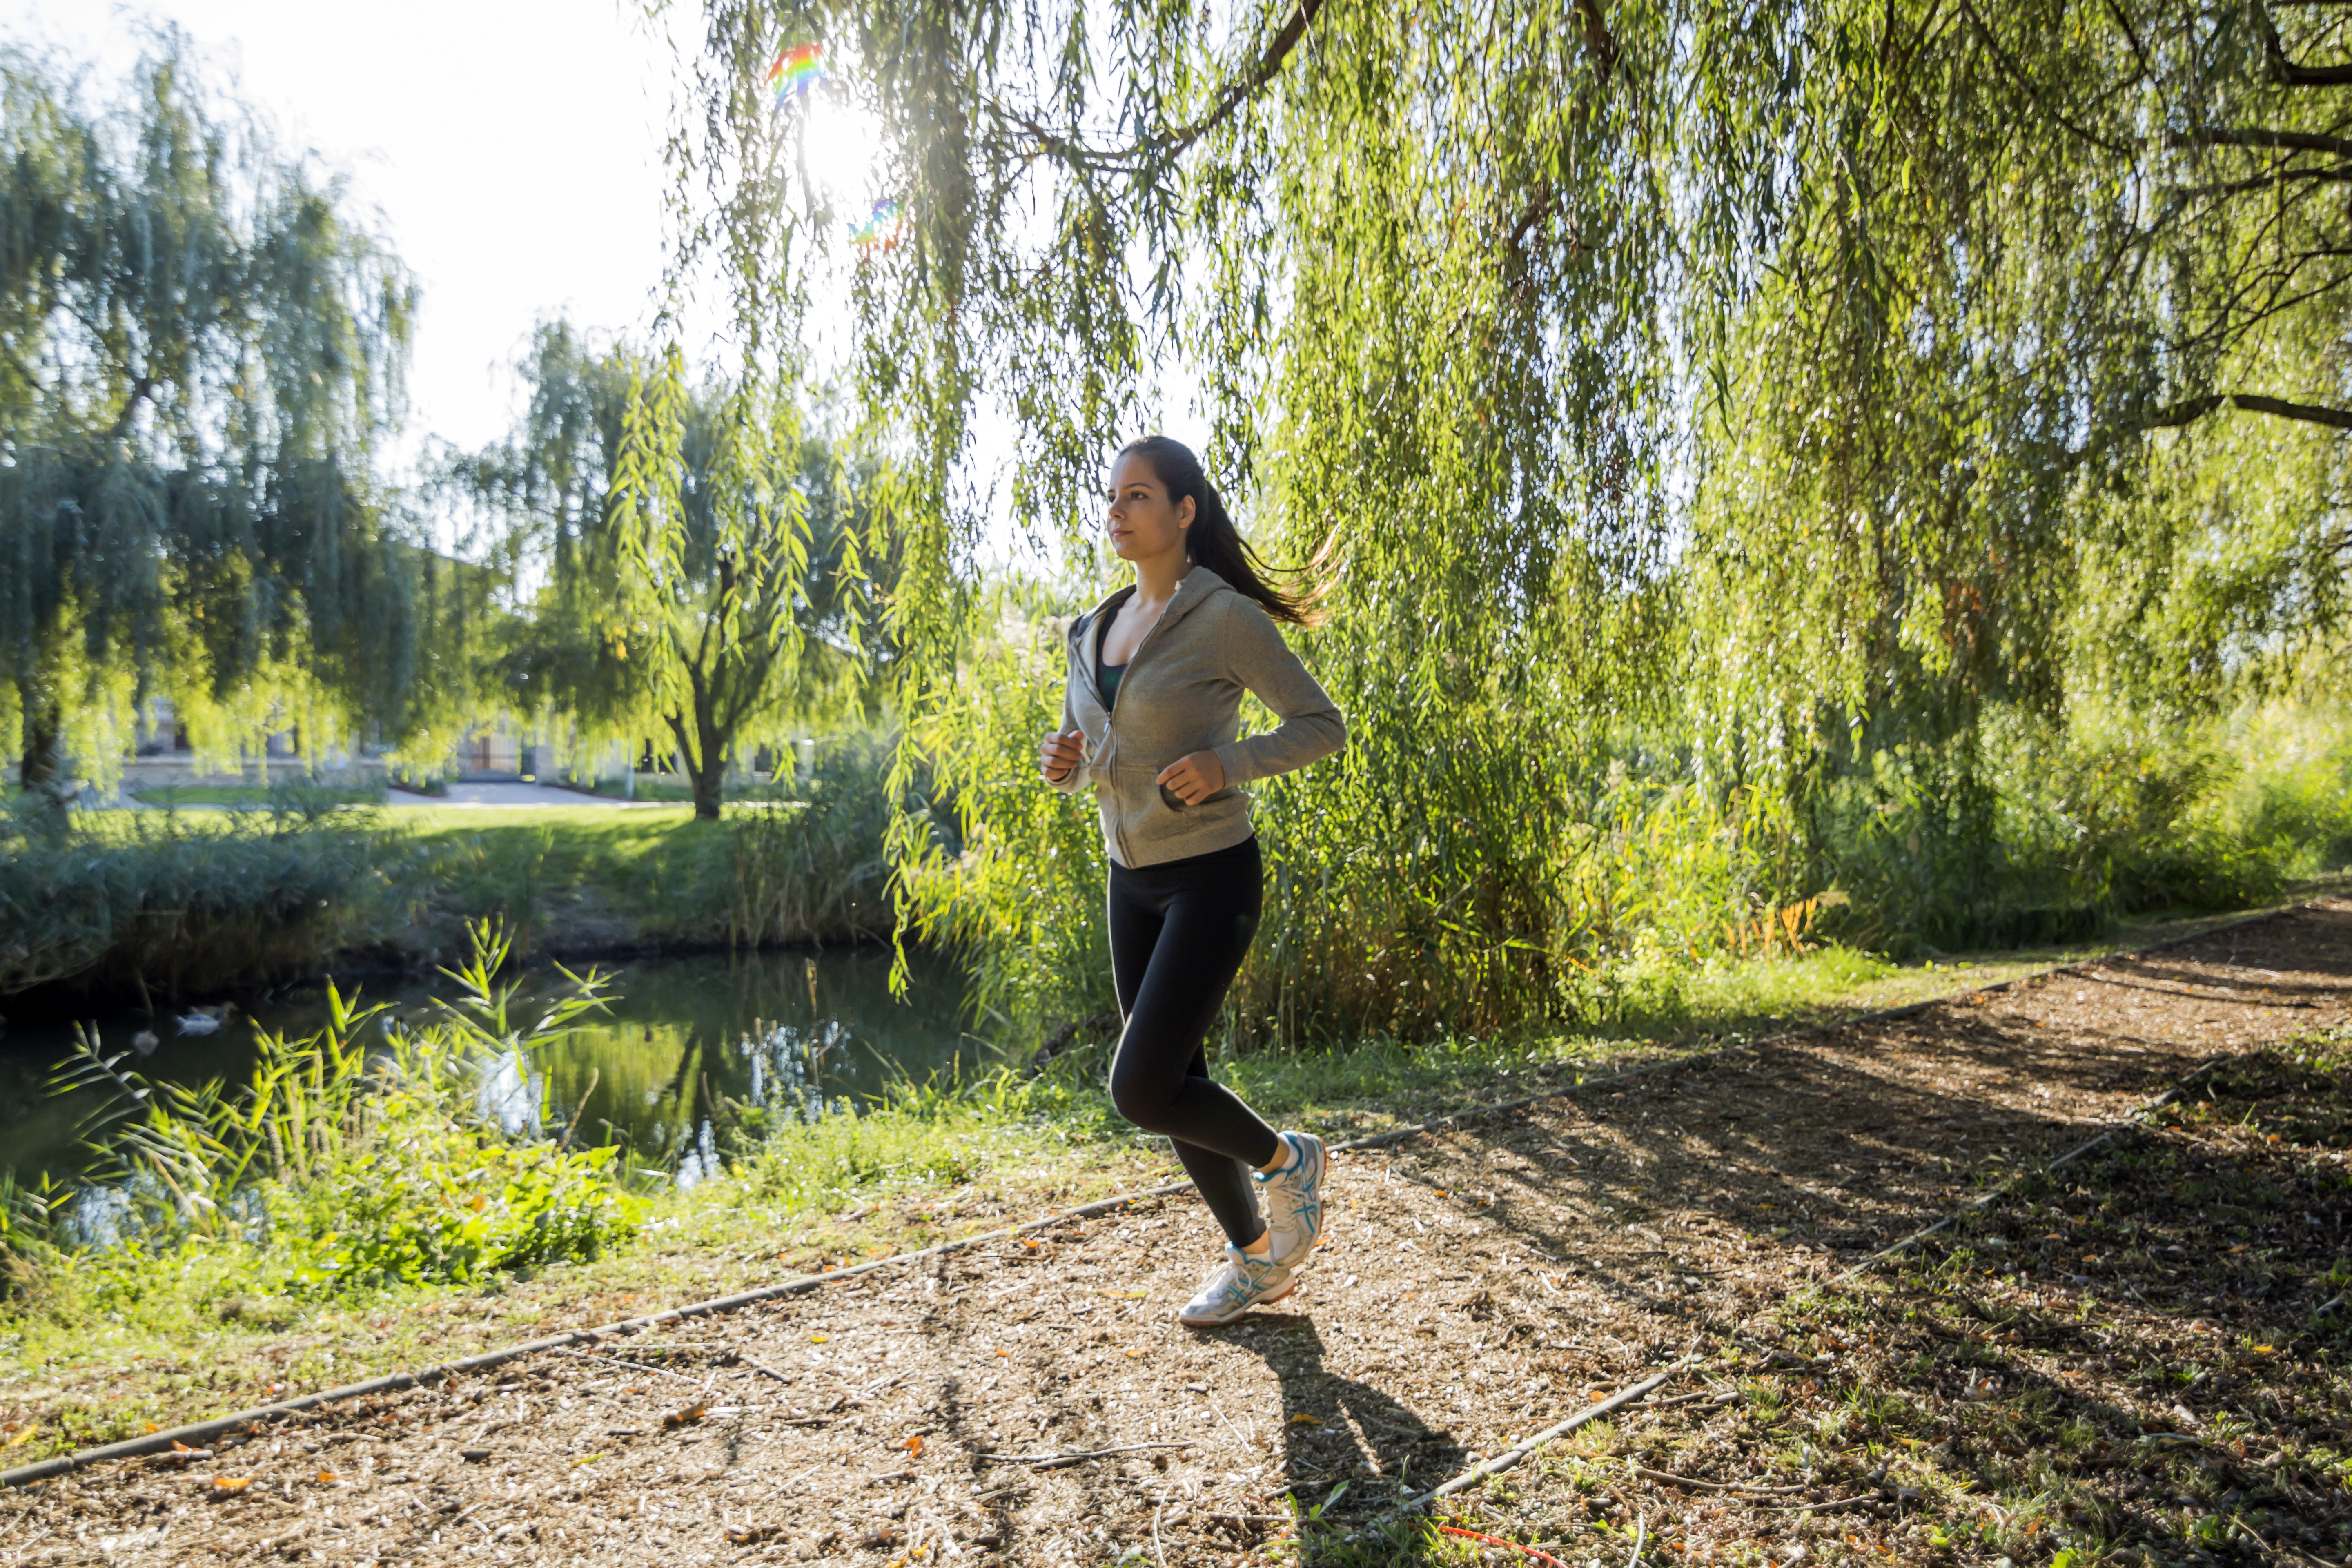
[1093,605,1128,709]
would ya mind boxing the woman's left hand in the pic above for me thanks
[1154,751,1227,805]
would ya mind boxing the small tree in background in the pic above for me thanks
[457,322,882,819]
[0,33,464,819]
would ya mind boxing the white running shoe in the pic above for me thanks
[1253,1129,1327,1269]
[1177,1244,1296,1327]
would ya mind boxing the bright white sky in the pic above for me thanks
[4,0,1202,568]
[8,0,679,465]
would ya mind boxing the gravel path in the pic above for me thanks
[6,899,2348,1566]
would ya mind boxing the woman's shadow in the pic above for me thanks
[1202,1312,1468,1559]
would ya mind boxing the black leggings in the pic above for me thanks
[1105,835,1282,1248]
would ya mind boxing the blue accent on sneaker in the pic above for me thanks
[1252,1130,1326,1269]
[1177,1244,1296,1327]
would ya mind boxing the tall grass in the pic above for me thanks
[727,732,924,947]
[0,799,394,996]
[902,593,2352,1049]
[7,921,641,1301]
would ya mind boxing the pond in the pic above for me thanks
[0,948,983,1189]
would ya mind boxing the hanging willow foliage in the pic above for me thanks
[0,34,470,809]
[647,0,2352,1041]
[451,322,883,818]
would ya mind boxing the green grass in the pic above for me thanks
[131,782,386,809]
[388,804,731,948]
[572,773,842,803]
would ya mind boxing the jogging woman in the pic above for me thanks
[1038,435,1348,1328]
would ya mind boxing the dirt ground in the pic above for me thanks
[5,901,2350,1566]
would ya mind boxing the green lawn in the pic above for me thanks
[131,783,384,809]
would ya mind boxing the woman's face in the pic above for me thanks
[1105,454,1194,564]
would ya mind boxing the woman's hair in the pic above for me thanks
[1115,435,1325,626]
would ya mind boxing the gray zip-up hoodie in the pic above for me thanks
[1049,565,1347,868]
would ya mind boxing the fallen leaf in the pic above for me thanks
[315,1470,339,1483]
[208,1477,252,1496]
[143,1423,159,1434]
[903,1434,923,1454]
[810,1334,831,1344]
[1287,1414,1323,1426]
[4,1426,36,1448]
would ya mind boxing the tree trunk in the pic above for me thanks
[689,746,724,820]
[16,670,70,832]
[671,695,728,822]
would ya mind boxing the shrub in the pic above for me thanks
[0,802,394,995]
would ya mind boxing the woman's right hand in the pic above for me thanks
[1040,726,1085,782]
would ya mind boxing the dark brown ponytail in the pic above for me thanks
[1116,435,1325,627]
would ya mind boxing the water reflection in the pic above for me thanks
[474,1048,543,1140]
[0,947,975,1186]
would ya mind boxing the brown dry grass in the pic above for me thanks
[4,901,2348,1566]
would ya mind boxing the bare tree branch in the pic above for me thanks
[2143,391,2352,432]
[983,0,1327,176]
[2172,126,2352,158]
[2255,1,2352,85]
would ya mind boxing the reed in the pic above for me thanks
[7,920,641,1297]
[0,801,392,996]
[726,732,910,948]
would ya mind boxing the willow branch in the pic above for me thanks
[1575,0,1620,78]
[1509,0,1623,252]
[1956,0,2129,155]
[2255,2,2352,85]
[2141,391,2352,430]
[2171,126,2352,158]
[982,0,1326,177]
[2103,0,2152,81]
[105,375,161,441]
[1158,0,1327,160]
[2059,390,2352,476]
[2175,163,2352,201]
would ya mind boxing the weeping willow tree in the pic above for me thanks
[454,322,881,818]
[1681,1,2352,941]
[0,35,452,816]
[641,0,2352,1040]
